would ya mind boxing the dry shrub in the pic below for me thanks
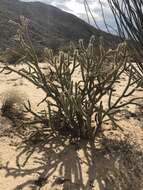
[0,48,23,64]
[1,90,26,126]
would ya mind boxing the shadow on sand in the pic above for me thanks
[1,130,143,190]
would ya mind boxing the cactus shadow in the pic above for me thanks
[2,131,143,190]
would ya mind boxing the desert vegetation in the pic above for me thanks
[0,17,142,142]
[107,0,143,88]
[1,90,25,127]
[0,1,143,189]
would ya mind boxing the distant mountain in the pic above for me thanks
[0,0,120,51]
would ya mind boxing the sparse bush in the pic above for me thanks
[0,17,142,141]
[1,90,25,126]
[0,45,44,65]
[0,48,24,64]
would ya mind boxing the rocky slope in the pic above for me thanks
[0,0,119,51]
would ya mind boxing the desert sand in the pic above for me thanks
[0,63,143,190]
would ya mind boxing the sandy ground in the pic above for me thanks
[0,63,143,190]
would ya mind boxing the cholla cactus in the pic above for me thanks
[1,17,142,140]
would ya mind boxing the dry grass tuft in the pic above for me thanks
[1,90,26,126]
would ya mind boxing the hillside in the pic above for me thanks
[0,0,120,51]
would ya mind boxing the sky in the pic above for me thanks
[22,0,117,33]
